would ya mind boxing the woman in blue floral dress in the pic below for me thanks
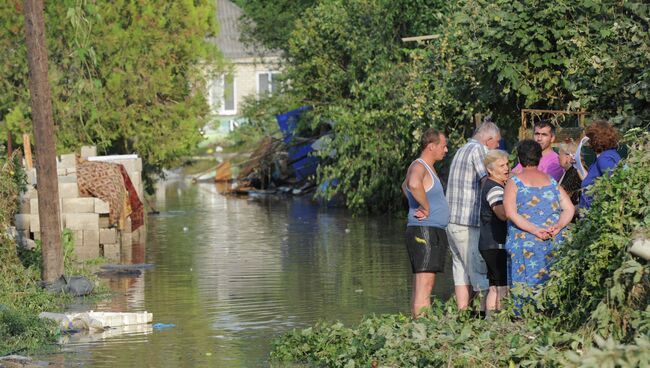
[504,140,574,305]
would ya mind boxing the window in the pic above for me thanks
[257,72,280,96]
[209,74,236,115]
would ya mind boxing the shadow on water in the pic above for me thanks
[38,180,453,367]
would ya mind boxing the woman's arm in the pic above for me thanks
[549,186,575,236]
[503,179,549,239]
[492,204,507,221]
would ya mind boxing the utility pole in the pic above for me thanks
[23,0,63,282]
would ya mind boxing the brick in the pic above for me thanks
[58,182,79,199]
[14,214,31,230]
[99,228,117,244]
[94,199,110,214]
[63,213,99,231]
[83,229,99,248]
[80,146,97,158]
[62,198,96,213]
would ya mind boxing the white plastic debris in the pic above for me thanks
[39,311,153,332]
[629,237,650,261]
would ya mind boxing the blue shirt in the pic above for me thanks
[406,159,450,228]
[580,149,621,208]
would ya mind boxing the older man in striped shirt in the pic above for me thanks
[446,121,501,312]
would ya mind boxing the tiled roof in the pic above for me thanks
[213,0,281,59]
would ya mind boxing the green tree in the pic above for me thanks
[0,0,224,190]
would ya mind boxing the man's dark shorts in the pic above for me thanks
[405,226,448,273]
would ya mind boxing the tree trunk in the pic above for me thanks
[23,0,63,282]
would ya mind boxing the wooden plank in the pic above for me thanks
[23,134,33,170]
[401,34,440,42]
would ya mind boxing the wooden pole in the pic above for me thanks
[7,132,13,157]
[23,134,33,170]
[23,0,63,282]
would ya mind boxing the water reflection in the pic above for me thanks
[41,180,453,367]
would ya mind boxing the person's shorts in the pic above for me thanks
[446,223,489,292]
[405,226,448,273]
[479,248,508,287]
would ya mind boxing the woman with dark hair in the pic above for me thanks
[504,140,574,306]
[580,120,621,209]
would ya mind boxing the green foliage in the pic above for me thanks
[234,0,317,52]
[0,307,59,356]
[237,0,649,214]
[0,0,224,191]
[540,132,650,341]
[270,136,650,367]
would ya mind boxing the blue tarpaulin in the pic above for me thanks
[276,107,319,182]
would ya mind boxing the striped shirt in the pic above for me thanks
[447,139,488,226]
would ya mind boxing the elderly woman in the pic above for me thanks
[580,120,621,209]
[479,150,510,314]
[504,140,574,303]
[558,141,584,206]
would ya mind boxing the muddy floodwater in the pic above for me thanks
[38,180,453,367]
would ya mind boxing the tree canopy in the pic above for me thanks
[237,0,649,213]
[0,0,224,190]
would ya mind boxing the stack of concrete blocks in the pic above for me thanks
[14,146,145,262]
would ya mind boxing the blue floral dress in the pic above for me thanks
[506,176,565,292]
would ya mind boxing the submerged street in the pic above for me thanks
[38,180,453,367]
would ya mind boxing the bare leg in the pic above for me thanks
[485,286,498,310]
[494,286,509,310]
[454,284,472,310]
[412,272,435,317]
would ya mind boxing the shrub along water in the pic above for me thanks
[270,132,650,367]
[0,152,67,356]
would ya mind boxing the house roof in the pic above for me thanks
[213,0,282,60]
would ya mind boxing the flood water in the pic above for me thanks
[39,180,453,367]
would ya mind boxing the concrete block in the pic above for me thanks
[67,167,76,174]
[58,153,76,170]
[33,231,40,241]
[100,228,117,244]
[19,197,30,214]
[63,213,99,231]
[58,182,79,199]
[94,199,110,214]
[14,214,31,230]
[58,175,77,183]
[71,230,83,248]
[57,168,68,176]
[62,197,96,213]
[26,169,37,186]
[81,146,97,158]
[99,215,110,228]
[30,198,39,215]
[83,229,99,248]
[30,215,39,233]
[75,246,99,261]
[120,230,132,248]
[101,243,121,261]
